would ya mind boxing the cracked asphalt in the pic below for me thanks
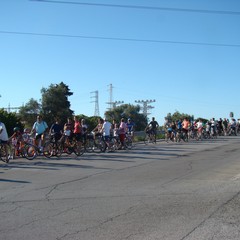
[1,137,240,240]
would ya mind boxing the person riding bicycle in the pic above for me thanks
[8,127,24,157]
[210,118,217,136]
[126,118,135,140]
[182,118,190,140]
[73,116,83,142]
[146,117,159,142]
[0,120,10,162]
[229,118,237,136]
[119,118,127,149]
[49,118,63,142]
[92,118,104,139]
[81,118,88,144]
[31,115,48,150]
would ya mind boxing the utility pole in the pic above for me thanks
[90,91,100,116]
[113,101,124,109]
[106,84,124,111]
[106,84,114,111]
[3,103,21,113]
[135,99,156,116]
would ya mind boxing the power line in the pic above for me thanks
[30,0,240,16]
[1,30,240,48]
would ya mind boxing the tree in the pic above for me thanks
[105,104,147,131]
[0,109,24,136]
[41,82,74,125]
[18,98,41,128]
[165,111,194,123]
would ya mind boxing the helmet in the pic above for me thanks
[13,127,20,132]
[24,128,30,133]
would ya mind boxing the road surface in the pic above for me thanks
[1,136,240,240]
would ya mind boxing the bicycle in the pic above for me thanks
[144,129,157,145]
[165,128,176,142]
[58,135,85,157]
[43,133,62,158]
[85,132,106,153]
[0,140,11,163]
[175,129,188,142]
[125,133,133,149]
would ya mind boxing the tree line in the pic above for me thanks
[1,81,199,135]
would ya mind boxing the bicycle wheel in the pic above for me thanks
[125,137,133,149]
[43,141,54,158]
[24,143,38,160]
[93,138,106,153]
[106,138,117,152]
[55,142,63,157]
[144,134,151,145]
[0,143,10,163]
[84,139,94,153]
[73,142,85,156]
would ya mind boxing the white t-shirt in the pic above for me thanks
[196,122,203,129]
[0,122,9,141]
[102,121,112,136]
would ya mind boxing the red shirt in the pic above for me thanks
[74,121,82,134]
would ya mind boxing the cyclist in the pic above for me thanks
[81,119,88,144]
[229,118,237,136]
[119,118,127,149]
[49,118,63,142]
[217,118,224,136]
[61,117,74,144]
[170,121,177,141]
[196,119,203,140]
[101,118,112,150]
[8,127,24,157]
[0,120,10,162]
[182,118,190,140]
[126,118,135,140]
[73,116,83,143]
[210,118,217,137]
[92,118,104,139]
[222,118,228,136]
[147,117,159,142]
[31,115,48,150]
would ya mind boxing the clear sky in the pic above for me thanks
[1,0,240,125]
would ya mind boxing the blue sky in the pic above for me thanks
[0,0,240,125]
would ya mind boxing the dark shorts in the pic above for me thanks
[36,133,44,140]
[74,133,82,141]
[103,135,110,142]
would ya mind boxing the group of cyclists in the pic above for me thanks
[0,115,136,162]
[163,117,239,142]
[1,114,239,163]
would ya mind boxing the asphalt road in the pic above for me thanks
[1,136,240,240]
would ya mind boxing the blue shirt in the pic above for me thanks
[32,121,48,135]
[127,122,135,132]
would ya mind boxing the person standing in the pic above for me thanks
[81,119,88,144]
[119,118,127,149]
[73,116,82,142]
[101,118,112,150]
